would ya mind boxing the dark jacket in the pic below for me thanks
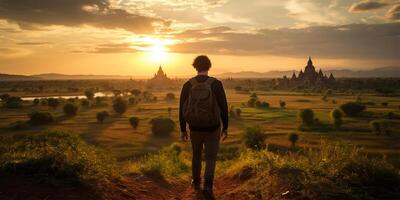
[179,75,228,132]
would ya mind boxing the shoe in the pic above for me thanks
[202,187,215,200]
[191,178,201,190]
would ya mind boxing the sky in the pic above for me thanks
[0,0,399,77]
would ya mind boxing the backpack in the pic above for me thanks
[183,77,221,128]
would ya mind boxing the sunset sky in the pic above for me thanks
[0,0,399,77]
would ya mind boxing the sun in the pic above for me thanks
[147,44,169,62]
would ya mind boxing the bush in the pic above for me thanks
[28,111,54,125]
[257,101,270,109]
[241,126,266,150]
[0,93,10,101]
[84,90,95,100]
[0,131,119,187]
[165,93,175,101]
[149,116,175,137]
[96,111,109,123]
[279,100,286,108]
[129,116,139,129]
[47,98,60,109]
[63,103,78,116]
[128,97,137,105]
[340,102,366,117]
[330,108,343,129]
[298,109,314,126]
[131,89,141,96]
[247,97,257,107]
[288,133,299,148]
[3,96,23,108]
[33,98,40,106]
[95,96,105,106]
[81,99,90,108]
[236,108,242,117]
[113,97,127,115]
[370,120,390,135]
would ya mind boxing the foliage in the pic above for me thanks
[370,120,390,136]
[241,126,266,150]
[129,116,139,129]
[149,116,175,137]
[28,111,54,126]
[128,97,137,105]
[96,111,109,123]
[127,143,189,179]
[225,142,400,199]
[247,97,257,107]
[131,89,141,96]
[298,109,315,126]
[84,90,95,100]
[165,93,175,101]
[340,102,366,117]
[63,103,78,116]
[47,98,60,109]
[113,97,127,115]
[330,108,343,129]
[3,96,23,108]
[288,133,299,148]
[279,100,286,108]
[256,101,270,109]
[236,108,242,117]
[33,98,40,106]
[0,131,119,187]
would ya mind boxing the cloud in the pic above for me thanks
[204,12,252,24]
[386,4,400,20]
[16,42,53,46]
[78,43,137,54]
[349,0,389,12]
[170,23,400,59]
[0,0,167,33]
[0,47,32,58]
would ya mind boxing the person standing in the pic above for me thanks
[179,55,228,199]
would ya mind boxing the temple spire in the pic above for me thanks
[307,56,313,66]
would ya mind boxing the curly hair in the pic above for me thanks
[192,55,211,72]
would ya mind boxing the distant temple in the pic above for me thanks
[280,57,335,87]
[147,65,174,86]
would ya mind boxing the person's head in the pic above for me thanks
[192,55,211,72]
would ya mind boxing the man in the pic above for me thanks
[179,55,228,198]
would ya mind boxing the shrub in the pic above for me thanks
[288,133,299,148]
[149,116,175,137]
[330,108,343,129]
[340,102,366,117]
[129,116,139,129]
[257,101,270,109]
[131,89,141,96]
[41,99,47,106]
[370,120,390,135]
[279,100,286,108]
[81,99,90,107]
[250,93,258,99]
[84,90,95,100]
[28,111,54,125]
[241,126,266,150]
[33,98,40,106]
[128,97,137,105]
[236,108,242,117]
[47,98,60,109]
[96,111,109,123]
[0,131,119,187]
[247,98,257,107]
[95,96,105,106]
[0,93,10,101]
[298,109,314,126]
[113,97,127,115]
[113,90,122,97]
[63,103,78,116]
[165,93,175,101]
[3,96,23,108]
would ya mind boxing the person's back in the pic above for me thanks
[179,55,228,199]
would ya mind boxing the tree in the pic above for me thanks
[0,93,10,101]
[113,97,127,115]
[241,126,266,150]
[131,89,141,96]
[29,111,54,125]
[149,116,175,137]
[339,102,366,117]
[128,97,137,105]
[3,96,23,108]
[247,97,257,107]
[299,109,314,126]
[370,120,390,136]
[113,90,122,97]
[279,100,286,108]
[96,111,109,123]
[129,116,139,129]
[288,133,299,148]
[165,93,175,101]
[81,99,90,108]
[33,98,40,106]
[47,98,60,109]
[84,90,95,100]
[330,108,343,129]
[63,103,78,116]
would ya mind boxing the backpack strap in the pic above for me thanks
[205,77,215,86]
[189,77,199,87]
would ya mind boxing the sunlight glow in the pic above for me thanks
[127,36,177,64]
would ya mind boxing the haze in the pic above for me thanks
[0,0,399,77]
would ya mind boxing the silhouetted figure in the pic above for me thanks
[179,55,228,199]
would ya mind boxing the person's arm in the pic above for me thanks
[179,82,190,133]
[214,80,228,131]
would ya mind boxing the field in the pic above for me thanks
[1,79,400,199]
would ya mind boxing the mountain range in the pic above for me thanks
[0,66,399,81]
